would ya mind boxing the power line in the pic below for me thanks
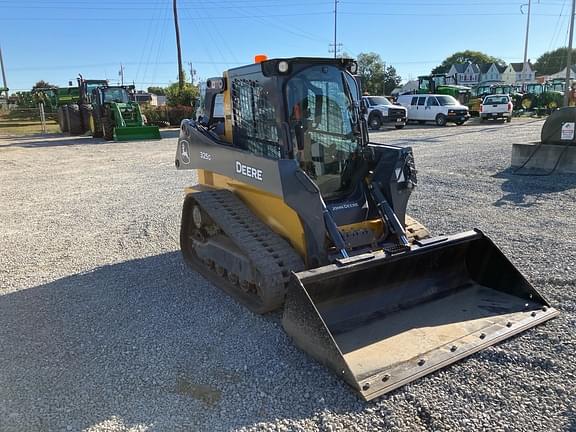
[0,1,333,8]
[0,12,331,21]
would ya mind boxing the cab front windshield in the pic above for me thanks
[102,88,130,103]
[367,96,392,106]
[436,95,458,106]
[286,65,360,199]
[432,75,447,86]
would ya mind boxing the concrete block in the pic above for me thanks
[511,143,576,174]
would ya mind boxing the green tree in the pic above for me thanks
[431,50,506,74]
[165,82,199,106]
[383,65,402,94]
[534,47,576,76]
[356,52,401,95]
[32,80,57,89]
[147,86,166,96]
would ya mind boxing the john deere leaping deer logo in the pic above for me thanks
[180,139,190,164]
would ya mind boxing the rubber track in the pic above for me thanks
[191,189,305,311]
[405,215,430,242]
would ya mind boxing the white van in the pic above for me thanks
[397,94,470,126]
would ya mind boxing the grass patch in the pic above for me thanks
[0,109,60,136]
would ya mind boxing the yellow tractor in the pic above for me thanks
[175,56,558,401]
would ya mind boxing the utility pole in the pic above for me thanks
[328,0,342,58]
[565,0,576,106]
[0,45,8,100]
[520,0,532,84]
[173,0,184,90]
[333,0,337,59]
[119,64,124,86]
[188,61,196,85]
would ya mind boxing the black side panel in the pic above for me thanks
[278,160,330,267]
[370,144,417,226]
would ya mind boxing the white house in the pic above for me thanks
[502,62,536,84]
[549,65,576,80]
[478,63,506,83]
[150,94,167,106]
[447,63,480,86]
[398,79,419,94]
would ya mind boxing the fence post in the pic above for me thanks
[38,102,47,133]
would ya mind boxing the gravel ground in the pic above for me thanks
[0,120,574,432]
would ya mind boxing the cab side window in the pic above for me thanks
[231,78,280,159]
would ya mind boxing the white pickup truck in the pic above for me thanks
[362,96,407,130]
[480,95,513,123]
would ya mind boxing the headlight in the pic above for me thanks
[278,60,290,73]
[207,78,224,90]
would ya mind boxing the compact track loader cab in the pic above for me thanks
[175,56,558,401]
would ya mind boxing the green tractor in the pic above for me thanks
[520,82,563,112]
[89,85,160,141]
[56,77,108,135]
[54,86,81,133]
[469,83,524,115]
[56,75,160,141]
[417,74,471,104]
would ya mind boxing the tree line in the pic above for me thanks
[24,75,199,107]
[25,46,576,103]
[429,48,574,78]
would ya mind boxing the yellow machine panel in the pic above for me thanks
[191,169,307,257]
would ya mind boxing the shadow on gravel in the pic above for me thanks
[0,129,177,149]
[492,168,576,207]
[160,128,180,139]
[0,252,357,431]
[0,135,110,148]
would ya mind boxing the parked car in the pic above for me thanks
[362,96,407,130]
[480,94,513,123]
[397,94,470,126]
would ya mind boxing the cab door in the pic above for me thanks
[424,96,440,121]
[412,96,427,120]
[407,96,419,120]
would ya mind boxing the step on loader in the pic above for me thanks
[174,56,558,400]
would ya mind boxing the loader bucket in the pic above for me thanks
[113,125,161,141]
[283,230,558,401]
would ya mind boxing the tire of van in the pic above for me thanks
[435,114,447,127]
[395,124,405,129]
[368,113,382,130]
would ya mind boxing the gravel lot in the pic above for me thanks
[0,119,574,432]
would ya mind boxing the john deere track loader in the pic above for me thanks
[175,57,558,401]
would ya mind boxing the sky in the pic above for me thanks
[0,0,573,93]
